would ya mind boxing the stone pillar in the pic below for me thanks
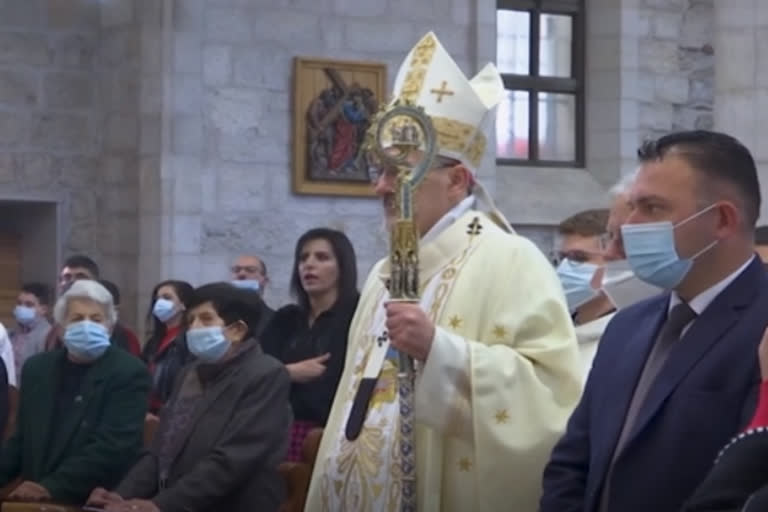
[98,0,141,328]
[713,0,768,221]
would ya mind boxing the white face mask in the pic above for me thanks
[601,260,663,310]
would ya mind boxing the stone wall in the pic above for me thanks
[713,0,768,222]
[98,0,142,327]
[0,0,103,261]
[638,0,714,139]
[146,0,487,311]
[0,0,726,331]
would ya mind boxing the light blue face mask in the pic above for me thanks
[63,320,111,360]
[13,305,37,326]
[556,258,600,312]
[152,298,177,323]
[621,205,718,290]
[231,280,260,292]
[186,326,232,363]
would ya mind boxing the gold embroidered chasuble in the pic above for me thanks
[305,210,582,512]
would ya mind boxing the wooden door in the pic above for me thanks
[0,233,21,329]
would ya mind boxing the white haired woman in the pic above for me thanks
[0,280,149,506]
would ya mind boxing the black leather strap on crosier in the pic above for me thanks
[345,377,378,441]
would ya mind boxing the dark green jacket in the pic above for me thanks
[0,346,150,504]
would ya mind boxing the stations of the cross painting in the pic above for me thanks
[430,80,454,103]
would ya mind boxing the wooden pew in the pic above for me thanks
[278,427,324,512]
[1,416,160,512]
[1,503,80,512]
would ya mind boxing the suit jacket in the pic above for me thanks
[684,427,768,511]
[115,339,292,512]
[0,346,150,504]
[541,257,768,512]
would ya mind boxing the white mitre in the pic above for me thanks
[391,31,514,233]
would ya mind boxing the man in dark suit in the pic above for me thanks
[541,130,768,512]
[0,280,149,505]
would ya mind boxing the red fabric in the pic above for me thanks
[122,327,142,357]
[746,380,768,430]
[286,420,320,462]
[147,326,181,413]
[329,118,356,170]
[155,326,181,357]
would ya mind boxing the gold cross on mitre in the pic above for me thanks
[389,31,516,234]
[429,80,454,102]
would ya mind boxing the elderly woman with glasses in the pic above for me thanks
[0,279,149,505]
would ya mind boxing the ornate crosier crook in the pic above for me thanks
[365,99,438,512]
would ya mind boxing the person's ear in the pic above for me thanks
[447,164,471,195]
[228,320,248,343]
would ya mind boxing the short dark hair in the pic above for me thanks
[637,130,761,227]
[187,282,265,339]
[99,279,120,305]
[756,226,768,245]
[20,282,51,306]
[63,254,100,278]
[290,228,359,312]
[259,258,268,278]
[558,209,610,237]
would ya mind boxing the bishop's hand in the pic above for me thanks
[385,302,435,361]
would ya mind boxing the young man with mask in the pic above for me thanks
[555,209,617,378]
[555,209,611,319]
[44,255,100,352]
[542,130,768,512]
[9,282,51,380]
[305,32,581,512]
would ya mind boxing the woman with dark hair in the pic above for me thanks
[261,227,359,461]
[142,280,194,415]
[86,282,292,512]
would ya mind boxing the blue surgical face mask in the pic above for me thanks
[186,326,232,363]
[621,205,718,289]
[231,280,260,292]
[13,305,37,326]
[152,298,177,323]
[556,259,600,312]
[63,320,111,360]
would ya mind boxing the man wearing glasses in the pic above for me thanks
[556,178,661,380]
[230,254,273,333]
[555,209,614,378]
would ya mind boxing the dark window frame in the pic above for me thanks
[496,0,586,168]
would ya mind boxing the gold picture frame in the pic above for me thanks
[292,56,387,197]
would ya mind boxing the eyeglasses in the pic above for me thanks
[551,249,605,266]
[231,265,261,275]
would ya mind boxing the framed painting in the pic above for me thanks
[292,56,387,197]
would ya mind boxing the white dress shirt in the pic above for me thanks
[669,255,755,336]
